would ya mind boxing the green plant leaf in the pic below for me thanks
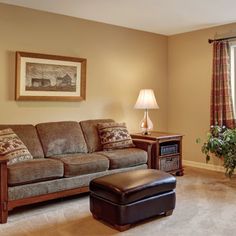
[198,125,235,178]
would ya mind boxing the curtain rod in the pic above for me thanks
[208,36,236,44]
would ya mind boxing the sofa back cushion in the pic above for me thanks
[36,121,88,157]
[0,125,44,158]
[80,119,114,153]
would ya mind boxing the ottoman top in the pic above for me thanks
[90,169,176,205]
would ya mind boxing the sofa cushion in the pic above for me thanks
[99,148,147,169]
[8,165,147,201]
[8,158,64,186]
[0,128,33,165]
[0,125,44,158]
[36,121,88,157]
[51,153,109,177]
[79,119,114,153]
[97,122,134,150]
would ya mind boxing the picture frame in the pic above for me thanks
[15,51,86,101]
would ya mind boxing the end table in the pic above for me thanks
[131,131,184,176]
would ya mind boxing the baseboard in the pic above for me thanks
[183,160,225,173]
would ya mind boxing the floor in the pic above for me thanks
[0,166,235,236]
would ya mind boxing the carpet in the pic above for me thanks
[0,167,235,236]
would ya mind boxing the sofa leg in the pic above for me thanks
[0,206,8,224]
[164,209,173,216]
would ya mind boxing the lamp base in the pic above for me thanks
[140,109,153,135]
[142,130,150,135]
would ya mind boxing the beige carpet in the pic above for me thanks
[0,167,235,236]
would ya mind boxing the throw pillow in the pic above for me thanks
[0,128,33,165]
[97,122,135,150]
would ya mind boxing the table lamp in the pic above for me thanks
[134,89,159,135]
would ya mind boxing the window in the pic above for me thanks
[230,42,236,116]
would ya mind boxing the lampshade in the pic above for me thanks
[134,89,159,109]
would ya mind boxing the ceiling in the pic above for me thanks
[1,0,236,35]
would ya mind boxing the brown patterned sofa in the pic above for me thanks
[0,119,153,223]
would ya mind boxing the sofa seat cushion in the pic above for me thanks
[8,158,64,186]
[99,148,147,170]
[51,153,109,177]
[36,121,88,157]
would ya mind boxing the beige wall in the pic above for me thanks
[3,3,236,166]
[168,23,236,165]
[0,3,168,132]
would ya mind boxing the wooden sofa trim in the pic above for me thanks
[8,186,89,210]
[0,158,8,223]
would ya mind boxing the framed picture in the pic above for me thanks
[15,51,86,101]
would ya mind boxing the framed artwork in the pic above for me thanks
[15,51,86,101]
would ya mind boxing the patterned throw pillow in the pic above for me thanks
[97,122,135,150]
[0,128,33,165]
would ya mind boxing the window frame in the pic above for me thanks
[230,42,236,117]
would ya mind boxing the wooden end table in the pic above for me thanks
[131,131,184,176]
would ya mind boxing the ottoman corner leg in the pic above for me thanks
[92,214,100,220]
[114,224,131,232]
[164,209,174,216]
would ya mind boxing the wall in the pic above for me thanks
[0,3,168,132]
[3,3,235,167]
[168,23,236,166]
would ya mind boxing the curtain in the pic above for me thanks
[210,41,236,128]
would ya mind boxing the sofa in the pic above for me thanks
[0,119,154,223]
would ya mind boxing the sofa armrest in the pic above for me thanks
[0,157,9,164]
[132,139,156,168]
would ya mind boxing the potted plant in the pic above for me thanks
[198,125,236,177]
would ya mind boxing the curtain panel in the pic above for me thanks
[210,41,235,128]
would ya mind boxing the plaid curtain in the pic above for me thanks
[210,41,235,128]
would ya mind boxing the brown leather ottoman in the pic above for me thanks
[89,169,176,231]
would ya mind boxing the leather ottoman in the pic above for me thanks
[89,169,176,231]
